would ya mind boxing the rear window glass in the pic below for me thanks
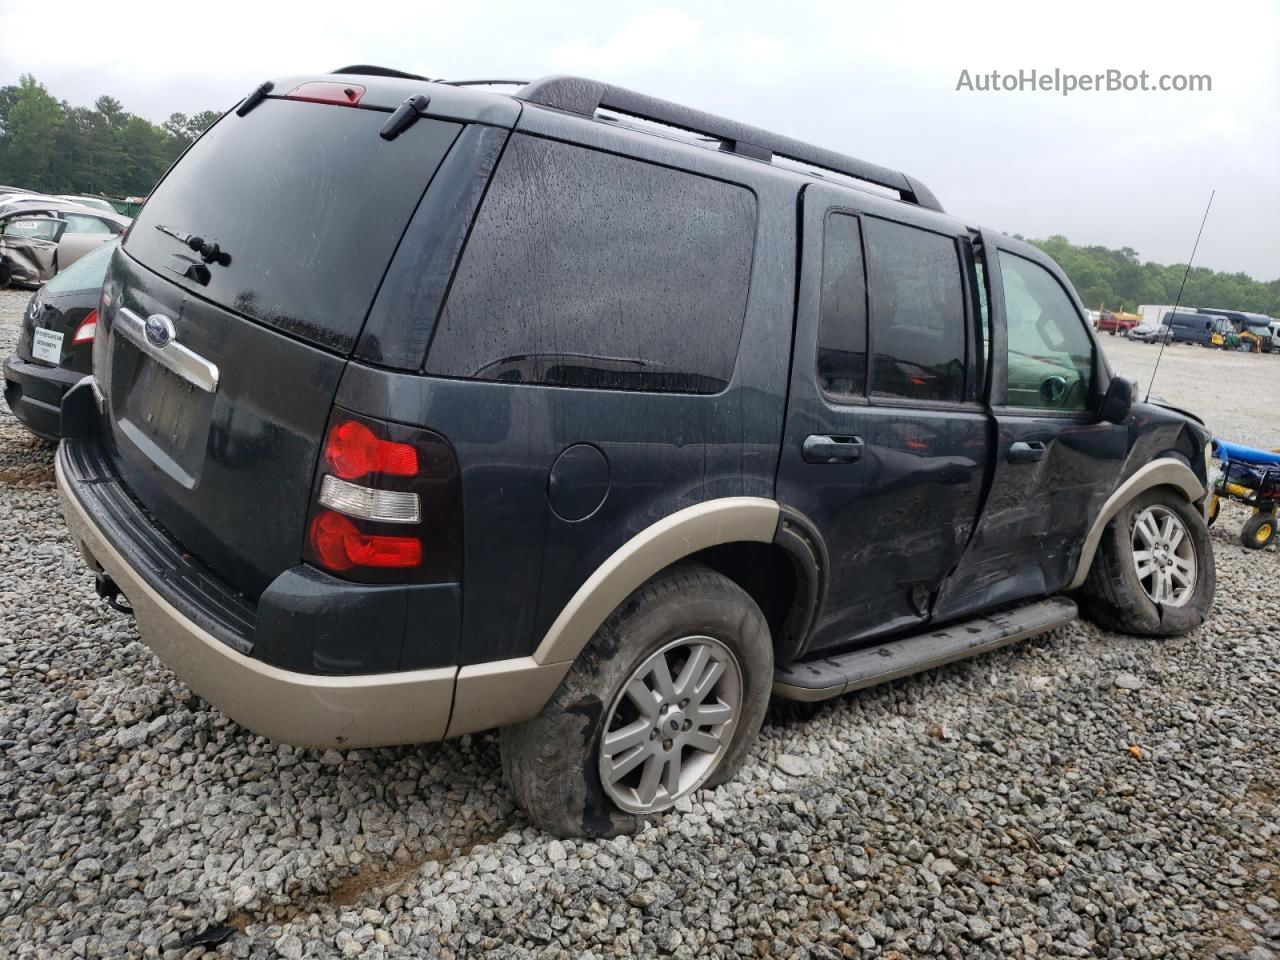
[46,240,117,294]
[125,100,460,352]
[425,134,756,393]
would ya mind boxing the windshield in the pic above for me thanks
[124,99,460,353]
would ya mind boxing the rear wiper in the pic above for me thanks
[155,223,231,267]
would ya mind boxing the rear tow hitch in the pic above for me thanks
[95,573,134,616]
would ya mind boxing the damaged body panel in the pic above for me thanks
[0,215,66,286]
[0,200,128,287]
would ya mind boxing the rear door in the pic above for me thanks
[775,183,990,654]
[933,233,1126,619]
[96,96,462,596]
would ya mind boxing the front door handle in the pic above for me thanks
[1008,440,1047,464]
[803,434,864,464]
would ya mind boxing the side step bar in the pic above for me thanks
[773,596,1078,702]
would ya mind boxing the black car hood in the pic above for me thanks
[1145,395,1205,427]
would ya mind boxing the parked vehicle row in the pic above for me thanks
[0,192,129,288]
[8,71,1217,837]
[1125,305,1278,352]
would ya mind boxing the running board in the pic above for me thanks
[773,596,1078,702]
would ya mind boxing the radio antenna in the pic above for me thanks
[1146,190,1215,402]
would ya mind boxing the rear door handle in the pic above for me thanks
[803,434,864,464]
[1008,440,1047,464]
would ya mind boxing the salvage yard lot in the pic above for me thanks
[1,287,1277,959]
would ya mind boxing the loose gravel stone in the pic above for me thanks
[1,290,1278,959]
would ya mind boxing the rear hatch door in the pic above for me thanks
[97,94,461,597]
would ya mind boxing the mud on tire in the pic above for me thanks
[500,563,773,838]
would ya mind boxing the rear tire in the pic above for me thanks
[501,563,773,837]
[1240,512,1277,550]
[1077,489,1215,636]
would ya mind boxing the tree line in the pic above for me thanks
[0,74,218,198]
[1,74,1276,316]
[1031,235,1280,317]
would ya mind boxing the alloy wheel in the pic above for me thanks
[1131,505,1197,607]
[598,635,742,814]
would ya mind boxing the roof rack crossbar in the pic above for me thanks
[516,75,943,212]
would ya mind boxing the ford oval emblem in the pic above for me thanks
[144,314,176,349]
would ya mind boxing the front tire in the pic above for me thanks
[501,563,773,837]
[1077,489,1215,636]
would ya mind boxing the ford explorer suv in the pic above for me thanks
[56,70,1217,837]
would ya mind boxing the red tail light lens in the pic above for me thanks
[309,511,422,570]
[303,409,462,584]
[324,420,419,480]
[284,82,366,107]
[72,310,97,344]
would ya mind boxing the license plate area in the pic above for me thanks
[111,337,214,487]
[31,327,64,365]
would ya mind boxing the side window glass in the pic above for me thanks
[998,251,1095,410]
[427,135,756,393]
[816,213,867,398]
[863,218,966,403]
[3,217,60,240]
[64,213,113,235]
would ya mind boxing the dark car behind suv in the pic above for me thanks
[5,240,115,438]
[56,70,1216,837]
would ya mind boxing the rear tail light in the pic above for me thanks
[72,310,97,344]
[318,475,420,523]
[309,511,422,570]
[324,419,418,479]
[303,409,462,584]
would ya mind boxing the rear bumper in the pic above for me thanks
[58,449,456,747]
[57,444,569,747]
[56,442,570,742]
[4,354,83,438]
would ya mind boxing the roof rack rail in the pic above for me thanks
[331,64,436,82]
[516,75,943,212]
[445,79,530,87]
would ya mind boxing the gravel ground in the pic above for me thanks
[1,285,1278,960]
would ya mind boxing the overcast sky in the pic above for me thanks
[3,0,1277,279]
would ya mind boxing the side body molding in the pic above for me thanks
[534,497,781,666]
[1066,457,1205,591]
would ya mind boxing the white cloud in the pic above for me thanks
[1,0,1276,276]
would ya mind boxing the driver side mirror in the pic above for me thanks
[1099,375,1134,424]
